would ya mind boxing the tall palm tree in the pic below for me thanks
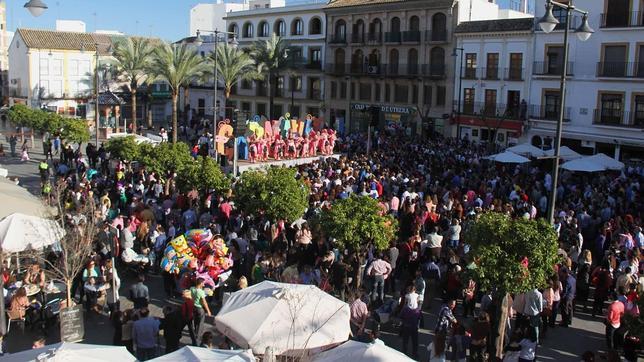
[111,37,155,133]
[149,43,209,143]
[249,34,292,120]
[211,44,255,117]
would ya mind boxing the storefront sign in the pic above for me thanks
[351,103,414,115]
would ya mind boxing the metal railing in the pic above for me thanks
[532,61,574,76]
[324,62,443,77]
[425,30,447,42]
[596,62,644,78]
[384,31,401,43]
[528,104,572,121]
[455,101,524,119]
[402,30,421,42]
[599,11,644,28]
[351,32,364,44]
[328,34,347,44]
[593,109,644,128]
[367,32,382,44]
[504,67,524,81]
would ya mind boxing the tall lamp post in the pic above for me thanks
[194,29,239,163]
[538,0,593,223]
[451,47,464,139]
[81,42,112,146]
[24,0,48,17]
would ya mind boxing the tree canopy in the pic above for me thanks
[176,156,230,196]
[138,141,192,176]
[105,136,140,162]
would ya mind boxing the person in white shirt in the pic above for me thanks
[427,226,443,258]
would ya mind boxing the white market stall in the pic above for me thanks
[150,346,255,361]
[560,157,606,172]
[505,143,546,158]
[587,153,625,170]
[544,146,582,160]
[0,213,64,253]
[0,177,54,219]
[1,342,136,362]
[483,151,530,164]
[312,340,414,362]
[215,281,351,357]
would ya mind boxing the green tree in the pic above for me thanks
[176,156,229,196]
[43,112,64,134]
[234,167,309,223]
[8,104,38,139]
[249,34,291,120]
[111,37,155,132]
[60,118,90,145]
[149,43,209,143]
[315,195,397,252]
[139,141,192,176]
[105,135,140,162]
[212,44,255,115]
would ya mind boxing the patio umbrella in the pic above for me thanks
[215,281,351,356]
[545,146,582,160]
[150,346,256,361]
[0,177,53,219]
[506,143,546,157]
[1,342,136,362]
[588,153,625,170]
[0,213,64,253]
[560,157,606,172]
[312,340,414,362]
[483,151,530,164]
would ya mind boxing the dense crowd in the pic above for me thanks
[1,125,643,361]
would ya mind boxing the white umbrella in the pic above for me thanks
[1,342,136,362]
[506,143,546,157]
[150,346,255,361]
[588,153,625,170]
[0,177,53,219]
[545,146,582,160]
[215,281,351,356]
[560,157,606,172]
[483,151,530,164]
[312,340,414,362]
[0,213,64,253]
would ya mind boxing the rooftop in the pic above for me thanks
[455,17,535,33]
[15,28,160,54]
[325,0,454,9]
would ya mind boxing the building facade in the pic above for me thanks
[526,0,644,160]
[189,1,252,37]
[0,0,8,101]
[452,17,534,146]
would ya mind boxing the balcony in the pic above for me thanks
[457,101,523,119]
[325,63,435,77]
[425,30,447,42]
[462,67,479,80]
[504,67,524,81]
[328,34,347,44]
[528,104,572,121]
[351,32,364,44]
[596,62,644,78]
[484,67,500,80]
[384,31,401,43]
[532,61,574,76]
[423,64,446,78]
[367,32,382,44]
[593,109,644,128]
[402,31,421,43]
[600,12,644,28]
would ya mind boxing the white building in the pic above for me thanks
[526,0,644,160]
[452,17,534,145]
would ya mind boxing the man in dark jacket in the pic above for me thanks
[160,306,184,354]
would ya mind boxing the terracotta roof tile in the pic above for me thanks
[16,29,160,55]
[325,0,454,9]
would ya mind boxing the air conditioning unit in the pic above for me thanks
[367,65,379,74]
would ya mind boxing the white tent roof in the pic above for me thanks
[0,213,64,252]
[560,157,606,172]
[545,146,582,160]
[588,153,624,170]
[505,143,546,157]
[312,340,414,362]
[483,151,530,164]
[0,177,54,219]
[215,281,351,356]
[1,342,136,362]
[150,346,255,361]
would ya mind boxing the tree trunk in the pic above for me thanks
[66,279,72,308]
[267,74,274,121]
[171,92,178,143]
[131,86,138,134]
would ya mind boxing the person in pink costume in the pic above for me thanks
[248,136,258,163]
[309,131,318,155]
[301,135,310,158]
[318,129,328,155]
[327,129,337,155]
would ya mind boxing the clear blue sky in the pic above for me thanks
[7,0,204,41]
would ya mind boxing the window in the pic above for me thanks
[509,53,523,80]
[309,48,321,65]
[258,21,269,37]
[51,59,62,76]
[331,81,337,99]
[291,47,303,62]
[241,102,251,112]
[256,103,267,116]
[243,22,254,38]
[408,49,419,74]
[424,85,432,105]
[436,86,445,106]
[69,59,78,76]
[431,13,447,41]
[276,77,285,97]
[228,24,239,39]
[598,93,623,124]
[309,17,322,35]
[638,44,644,77]
[409,16,420,31]
[633,95,644,126]
[486,53,499,79]
[38,80,48,97]
[352,20,365,43]
[340,81,347,98]
[334,20,346,41]
[544,90,561,119]
[601,44,627,77]
[604,0,630,27]
[389,49,399,74]
[291,18,303,36]
[463,88,475,113]
[375,83,381,102]
[50,80,63,98]
[552,1,570,26]
[350,82,356,100]
[241,79,252,89]
[390,17,401,33]
[546,46,564,75]
[394,84,408,103]
[275,20,286,36]
[359,83,371,101]
[39,58,49,75]
[484,89,497,116]
[385,84,391,102]
[309,77,321,100]
[412,84,418,104]
[507,90,521,118]
[464,53,477,79]
[197,98,206,115]
[430,47,445,75]
[290,76,302,92]
[274,104,284,117]
[368,19,382,42]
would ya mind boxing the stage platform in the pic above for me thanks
[236,154,341,174]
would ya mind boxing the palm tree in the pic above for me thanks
[111,37,155,133]
[249,34,292,120]
[211,44,255,118]
[149,43,209,143]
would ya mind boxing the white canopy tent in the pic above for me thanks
[545,146,582,160]
[150,346,255,361]
[505,143,546,157]
[483,151,530,164]
[215,281,351,356]
[1,342,136,362]
[312,340,414,362]
[588,153,625,170]
[0,213,64,253]
[0,177,54,219]
[560,157,606,172]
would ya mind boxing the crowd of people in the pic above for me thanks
[1,124,642,361]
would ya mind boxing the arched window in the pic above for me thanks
[430,47,445,75]
[334,48,345,73]
[389,48,399,74]
[409,16,420,31]
[408,48,418,74]
[309,17,322,35]
[353,19,365,43]
[291,18,303,36]
[368,19,382,42]
[368,49,380,66]
[335,19,347,41]
[390,17,401,33]
[228,23,238,39]
[258,21,269,37]
[351,50,364,72]
[274,19,286,36]
[243,22,254,38]
[432,13,447,41]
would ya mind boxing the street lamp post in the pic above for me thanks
[538,0,593,224]
[451,47,464,139]
[24,0,48,17]
[194,29,239,164]
[82,42,111,146]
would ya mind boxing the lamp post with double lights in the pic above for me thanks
[451,47,464,139]
[193,29,239,163]
[81,42,112,146]
[537,0,593,224]
[24,0,48,17]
